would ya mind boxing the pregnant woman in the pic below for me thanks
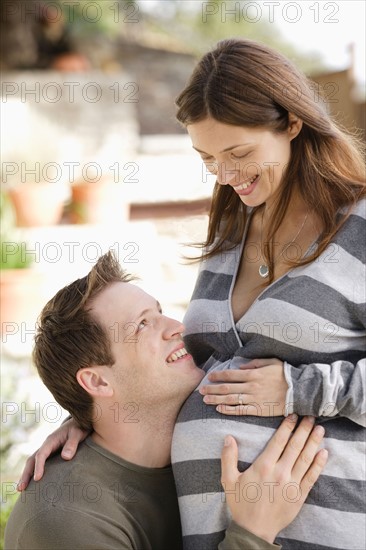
[171,38,365,549]
[18,39,365,550]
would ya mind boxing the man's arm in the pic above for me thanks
[219,415,327,549]
[220,523,280,549]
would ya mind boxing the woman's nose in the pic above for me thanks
[216,162,240,186]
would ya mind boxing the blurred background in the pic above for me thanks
[1,0,365,540]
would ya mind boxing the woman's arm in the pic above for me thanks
[17,418,89,490]
[284,358,365,427]
[200,359,288,417]
[200,357,366,426]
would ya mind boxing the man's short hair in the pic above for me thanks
[33,252,135,430]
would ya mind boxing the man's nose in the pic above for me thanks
[162,316,185,339]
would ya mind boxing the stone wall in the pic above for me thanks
[311,68,366,138]
[1,71,139,188]
[117,42,196,135]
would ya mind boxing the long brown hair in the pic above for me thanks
[33,252,135,430]
[176,39,365,281]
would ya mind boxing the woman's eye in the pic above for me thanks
[231,152,247,159]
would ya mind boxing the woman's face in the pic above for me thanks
[187,117,301,208]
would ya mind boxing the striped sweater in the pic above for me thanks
[172,199,366,550]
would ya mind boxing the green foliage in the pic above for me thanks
[0,363,38,475]
[181,0,278,52]
[140,1,325,73]
[60,0,139,37]
[53,0,324,73]
[0,192,33,269]
[0,358,39,549]
[0,492,18,550]
[0,241,34,270]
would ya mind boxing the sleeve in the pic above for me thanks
[14,508,134,549]
[218,521,281,549]
[284,358,366,427]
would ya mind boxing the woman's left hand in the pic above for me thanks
[199,358,288,417]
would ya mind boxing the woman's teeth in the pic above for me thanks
[235,175,257,190]
[167,347,188,363]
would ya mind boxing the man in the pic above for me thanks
[5,252,327,549]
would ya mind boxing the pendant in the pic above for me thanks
[259,264,269,278]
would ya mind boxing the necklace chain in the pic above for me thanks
[259,209,309,278]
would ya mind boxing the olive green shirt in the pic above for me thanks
[5,437,280,549]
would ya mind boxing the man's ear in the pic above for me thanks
[76,367,113,398]
[288,113,303,140]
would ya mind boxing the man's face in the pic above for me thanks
[90,282,204,407]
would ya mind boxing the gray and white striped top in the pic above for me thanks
[172,199,366,550]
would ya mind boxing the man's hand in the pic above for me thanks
[17,418,89,491]
[221,415,328,543]
[200,359,287,416]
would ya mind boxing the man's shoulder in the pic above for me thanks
[21,438,108,493]
[5,440,127,530]
[4,441,139,549]
[4,440,180,549]
[4,504,134,549]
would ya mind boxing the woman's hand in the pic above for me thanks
[199,358,288,417]
[221,415,328,543]
[17,418,90,491]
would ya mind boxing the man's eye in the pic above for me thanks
[137,320,147,331]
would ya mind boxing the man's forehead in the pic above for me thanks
[91,281,157,319]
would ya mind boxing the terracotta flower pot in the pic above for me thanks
[70,180,130,224]
[51,53,91,72]
[9,182,64,227]
[0,269,44,329]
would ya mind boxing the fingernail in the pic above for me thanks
[314,425,325,436]
[224,435,232,447]
[319,449,328,460]
[288,413,298,421]
[16,480,23,490]
[62,450,72,458]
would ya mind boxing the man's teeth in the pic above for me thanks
[167,347,188,363]
[235,175,257,191]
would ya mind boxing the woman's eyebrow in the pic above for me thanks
[192,143,253,155]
